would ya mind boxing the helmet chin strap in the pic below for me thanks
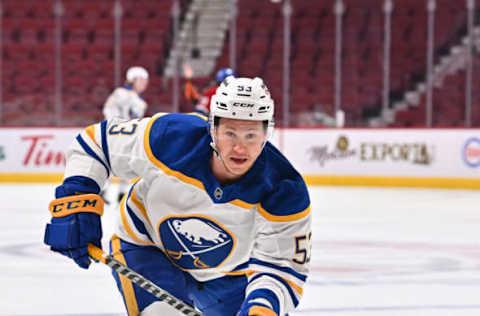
[210,139,236,178]
[210,141,220,158]
[210,126,233,175]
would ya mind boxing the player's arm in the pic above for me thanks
[102,88,123,120]
[65,116,159,183]
[43,115,162,268]
[184,79,200,104]
[183,63,200,104]
[129,96,148,119]
[238,180,312,316]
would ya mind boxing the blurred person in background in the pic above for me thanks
[183,64,237,116]
[102,66,149,204]
[103,66,149,120]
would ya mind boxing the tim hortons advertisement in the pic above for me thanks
[280,129,480,179]
[0,128,80,173]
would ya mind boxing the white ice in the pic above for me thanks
[1,183,480,316]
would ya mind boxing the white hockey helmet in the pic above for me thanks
[210,76,274,138]
[126,66,149,82]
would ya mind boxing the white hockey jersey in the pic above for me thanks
[103,86,147,120]
[64,113,311,316]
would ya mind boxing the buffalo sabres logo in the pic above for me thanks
[158,215,235,270]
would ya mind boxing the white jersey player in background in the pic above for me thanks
[44,76,311,316]
[102,66,149,203]
[103,66,149,120]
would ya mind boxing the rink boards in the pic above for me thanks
[0,127,479,189]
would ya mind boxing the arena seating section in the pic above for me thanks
[1,0,176,126]
[392,60,480,127]
[0,0,476,126]
[216,0,473,126]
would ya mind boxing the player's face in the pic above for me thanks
[133,78,149,93]
[213,118,267,182]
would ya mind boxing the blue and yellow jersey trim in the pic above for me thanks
[257,204,311,222]
[84,124,100,147]
[186,112,208,121]
[130,185,154,229]
[230,199,255,210]
[75,134,110,177]
[224,268,303,297]
[119,186,155,246]
[144,114,206,192]
[231,259,305,292]
[110,235,140,316]
[249,272,301,307]
[250,305,277,316]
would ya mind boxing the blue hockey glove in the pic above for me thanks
[44,194,104,269]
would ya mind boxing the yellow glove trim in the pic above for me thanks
[248,306,277,316]
[49,194,104,217]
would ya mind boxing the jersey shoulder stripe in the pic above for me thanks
[75,134,110,177]
[257,204,310,222]
[100,120,111,169]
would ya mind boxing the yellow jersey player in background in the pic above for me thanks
[44,76,311,316]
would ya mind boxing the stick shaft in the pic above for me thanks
[87,243,203,316]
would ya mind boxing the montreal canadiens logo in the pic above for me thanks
[159,215,235,270]
[463,138,480,167]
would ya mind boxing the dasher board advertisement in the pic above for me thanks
[1,127,479,188]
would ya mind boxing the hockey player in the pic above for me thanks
[102,66,149,203]
[103,66,149,120]
[184,65,237,116]
[44,76,311,316]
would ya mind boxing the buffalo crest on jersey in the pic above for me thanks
[158,215,235,270]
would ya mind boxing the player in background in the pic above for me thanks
[102,66,149,203]
[184,64,237,116]
[44,76,311,316]
[103,66,149,120]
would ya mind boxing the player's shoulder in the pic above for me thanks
[148,112,208,133]
[113,86,129,93]
[110,86,131,98]
[145,113,210,167]
[257,142,311,221]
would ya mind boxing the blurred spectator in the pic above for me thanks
[297,103,337,127]
[183,64,236,116]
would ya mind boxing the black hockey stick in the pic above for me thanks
[87,243,204,316]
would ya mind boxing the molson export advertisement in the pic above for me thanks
[278,128,480,189]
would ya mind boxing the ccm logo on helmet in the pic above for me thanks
[232,102,254,108]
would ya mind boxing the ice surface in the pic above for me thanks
[1,184,479,316]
